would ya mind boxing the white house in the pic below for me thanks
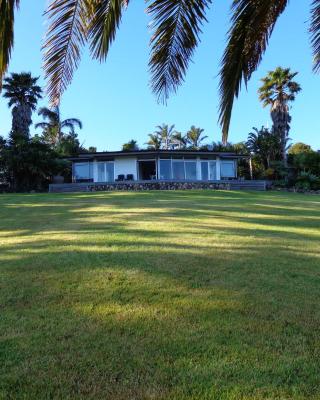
[70,150,242,183]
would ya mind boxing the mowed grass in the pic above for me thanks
[0,190,320,400]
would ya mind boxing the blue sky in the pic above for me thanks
[0,1,319,151]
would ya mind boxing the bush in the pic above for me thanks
[295,172,320,191]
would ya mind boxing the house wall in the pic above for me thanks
[114,157,138,180]
[73,156,238,183]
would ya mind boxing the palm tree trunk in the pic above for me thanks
[271,102,290,167]
[11,103,32,141]
[249,157,253,180]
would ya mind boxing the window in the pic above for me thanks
[201,162,208,180]
[97,163,105,182]
[221,161,235,178]
[106,163,114,182]
[160,158,198,180]
[201,161,216,180]
[159,160,172,180]
[97,162,114,182]
[172,160,185,180]
[74,162,93,181]
[209,161,217,180]
[185,162,197,180]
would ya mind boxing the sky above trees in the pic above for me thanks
[0,0,318,151]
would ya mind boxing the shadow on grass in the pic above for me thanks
[0,191,320,399]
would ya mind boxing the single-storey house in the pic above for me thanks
[70,149,241,183]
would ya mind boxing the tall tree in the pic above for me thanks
[258,67,301,164]
[35,106,82,145]
[122,139,139,151]
[246,126,284,169]
[1,1,319,143]
[155,124,176,149]
[145,133,162,150]
[186,126,208,149]
[288,142,313,155]
[171,132,187,149]
[0,0,20,87]
[2,72,42,141]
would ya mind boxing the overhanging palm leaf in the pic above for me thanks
[310,0,320,72]
[38,106,60,123]
[43,0,89,105]
[147,0,211,102]
[0,0,311,144]
[0,0,19,89]
[88,0,129,61]
[219,0,288,143]
[61,118,82,130]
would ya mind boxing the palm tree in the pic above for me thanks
[246,126,284,170]
[258,67,301,164]
[155,124,176,150]
[171,132,187,149]
[1,2,319,143]
[145,133,162,150]
[122,139,139,151]
[186,126,208,149]
[212,141,234,152]
[35,106,82,146]
[2,72,42,141]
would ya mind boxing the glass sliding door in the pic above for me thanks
[159,160,172,180]
[106,163,114,182]
[97,163,105,182]
[160,158,198,180]
[97,162,114,182]
[172,160,185,180]
[209,161,217,180]
[200,161,216,180]
[185,161,197,180]
[201,162,208,180]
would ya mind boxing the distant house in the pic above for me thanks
[70,149,243,183]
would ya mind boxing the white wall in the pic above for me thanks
[114,157,137,180]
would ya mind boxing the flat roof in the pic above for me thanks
[69,149,246,161]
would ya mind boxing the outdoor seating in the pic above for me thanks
[116,174,125,181]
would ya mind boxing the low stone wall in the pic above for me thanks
[89,181,232,192]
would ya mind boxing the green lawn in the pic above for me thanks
[0,190,320,399]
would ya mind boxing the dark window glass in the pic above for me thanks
[172,161,185,180]
[201,162,208,180]
[185,162,197,180]
[159,160,172,180]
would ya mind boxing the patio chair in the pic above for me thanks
[126,174,134,181]
[116,174,125,181]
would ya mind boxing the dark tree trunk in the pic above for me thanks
[271,101,291,167]
[10,103,32,143]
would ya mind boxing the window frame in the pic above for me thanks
[73,162,93,182]
[221,161,236,178]
[159,158,198,181]
[96,161,115,182]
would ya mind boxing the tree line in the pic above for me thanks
[0,72,94,192]
[0,69,319,192]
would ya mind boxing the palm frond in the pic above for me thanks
[43,0,89,106]
[61,118,83,129]
[88,0,129,61]
[147,0,211,102]
[219,0,288,143]
[310,0,320,72]
[38,107,60,122]
[0,0,20,89]
[35,122,52,130]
